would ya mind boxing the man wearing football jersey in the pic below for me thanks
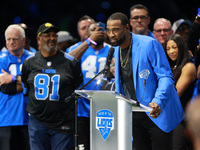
[0,24,33,150]
[68,22,110,150]
[21,23,83,150]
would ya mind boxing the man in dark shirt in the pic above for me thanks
[21,22,83,150]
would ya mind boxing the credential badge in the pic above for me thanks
[96,109,114,141]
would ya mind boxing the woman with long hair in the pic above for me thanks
[164,34,196,150]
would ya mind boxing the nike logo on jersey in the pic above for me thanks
[47,61,51,66]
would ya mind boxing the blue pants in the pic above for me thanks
[28,115,74,150]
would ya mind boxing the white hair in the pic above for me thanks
[5,24,25,40]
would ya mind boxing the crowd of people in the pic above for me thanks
[0,3,200,150]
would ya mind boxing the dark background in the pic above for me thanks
[0,0,199,49]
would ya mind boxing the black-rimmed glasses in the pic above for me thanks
[130,15,149,21]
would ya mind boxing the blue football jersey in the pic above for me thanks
[0,50,34,126]
[78,45,110,117]
[66,41,82,53]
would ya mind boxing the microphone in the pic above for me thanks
[103,47,115,78]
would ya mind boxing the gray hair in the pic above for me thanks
[5,24,25,40]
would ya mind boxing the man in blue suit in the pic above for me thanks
[106,12,184,150]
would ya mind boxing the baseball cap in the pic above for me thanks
[172,19,192,33]
[37,22,59,36]
[57,31,73,43]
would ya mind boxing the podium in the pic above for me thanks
[75,90,151,150]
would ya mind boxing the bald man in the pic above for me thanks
[153,18,173,47]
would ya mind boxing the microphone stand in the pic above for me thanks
[66,68,105,150]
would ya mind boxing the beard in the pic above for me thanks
[109,34,126,46]
[42,40,57,52]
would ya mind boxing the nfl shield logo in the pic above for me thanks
[96,109,114,141]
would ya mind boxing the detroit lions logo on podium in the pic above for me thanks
[96,109,114,141]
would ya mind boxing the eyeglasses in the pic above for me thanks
[40,33,58,38]
[130,15,149,21]
[154,28,171,33]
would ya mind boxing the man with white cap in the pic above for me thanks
[57,31,77,51]
[172,19,192,43]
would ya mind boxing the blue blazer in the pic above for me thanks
[114,33,184,133]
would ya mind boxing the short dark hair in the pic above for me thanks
[130,4,150,17]
[77,15,95,30]
[107,12,129,26]
[78,15,94,23]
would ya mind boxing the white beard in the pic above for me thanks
[42,44,57,52]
